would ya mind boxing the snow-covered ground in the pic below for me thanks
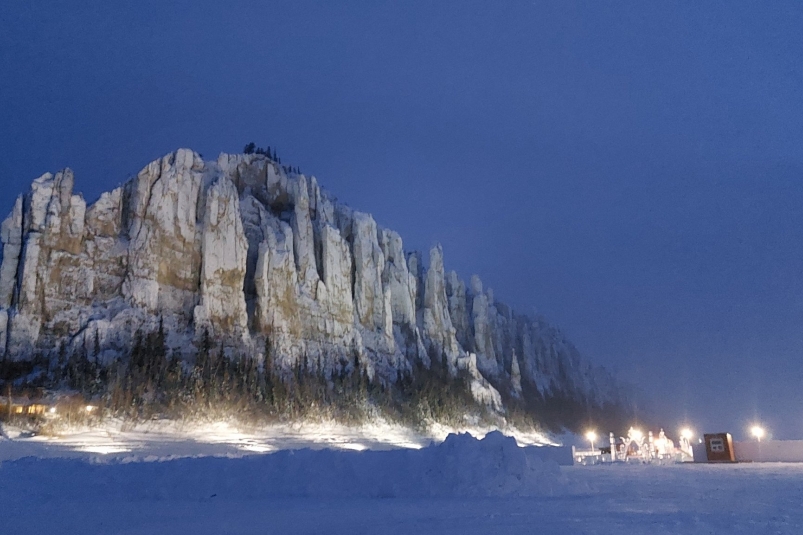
[3,424,802,534]
[0,418,554,461]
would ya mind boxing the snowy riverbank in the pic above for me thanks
[2,446,802,534]
[0,417,556,461]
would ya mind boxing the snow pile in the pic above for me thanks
[0,432,568,500]
[414,431,567,497]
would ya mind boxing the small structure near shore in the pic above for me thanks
[1,397,55,417]
[1,390,95,421]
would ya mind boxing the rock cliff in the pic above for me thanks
[0,149,624,415]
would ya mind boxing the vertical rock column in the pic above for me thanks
[422,245,461,372]
[446,270,470,352]
[470,275,499,377]
[0,196,23,310]
[352,212,391,337]
[511,351,523,397]
[122,149,204,317]
[380,229,416,329]
[290,176,320,294]
[194,177,249,339]
[0,196,23,353]
[255,219,303,355]
[5,170,88,357]
[320,224,354,337]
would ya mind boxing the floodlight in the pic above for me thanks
[585,430,597,454]
[751,426,765,441]
[680,428,693,440]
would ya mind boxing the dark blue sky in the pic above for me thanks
[2,1,802,439]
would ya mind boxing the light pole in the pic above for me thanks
[609,432,617,462]
[585,431,597,455]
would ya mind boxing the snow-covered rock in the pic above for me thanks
[289,175,320,294]
[352,212,388,334]
[470,275,498,377]
[319,224,354,331]
[194,177,249,339]
[0,148,626,413]
[0,196,23,309]
[423,245,461,372]
[511,351,523,397]
[255,219,302,341]
[122,149,204,316]
[446,270,471,351]
[458,352,503,411]
[380,229,416,328]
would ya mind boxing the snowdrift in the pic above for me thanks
[0,432,569,499]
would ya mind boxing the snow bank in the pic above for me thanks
[0,431,568,499]
[0,418,558,461]
[5,456,803,534]
[735,440,803,463]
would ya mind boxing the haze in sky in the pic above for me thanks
[1,1,802,438]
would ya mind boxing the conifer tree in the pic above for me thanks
[93,329,101,359]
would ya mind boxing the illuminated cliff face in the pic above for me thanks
[0,149,624,413]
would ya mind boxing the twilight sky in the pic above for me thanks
[2,1,802,439]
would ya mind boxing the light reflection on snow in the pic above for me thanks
[2,419,553,461]
[389,441,424,450]
[238,443,274,453]
[338,443,367,451]
[78,445,131,455]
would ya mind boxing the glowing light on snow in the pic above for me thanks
[85,405,96,413]
[8,419,553,461]
[48,407,57,414]
[630,429,643,441]
[239,444,274,453]
[338,443,368,451]
[78,445,131,455]
[751,426,765,441]
[680,429,694,440]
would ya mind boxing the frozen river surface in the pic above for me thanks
[2,426,802,534]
